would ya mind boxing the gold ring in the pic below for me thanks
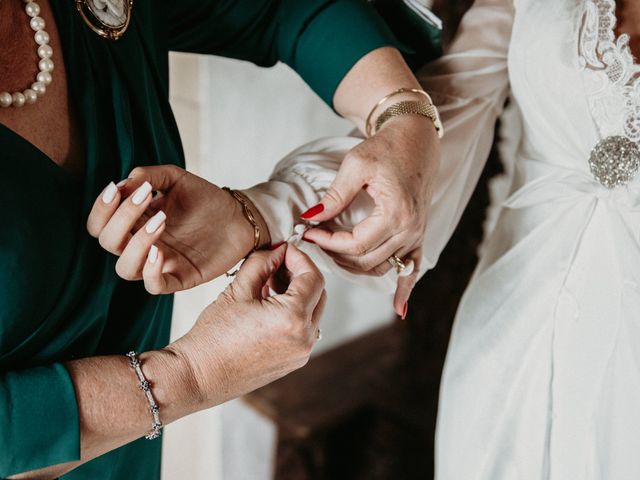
[388,255,406,274]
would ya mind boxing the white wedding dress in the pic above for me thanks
[244,0,640,477]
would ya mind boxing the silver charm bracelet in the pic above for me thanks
[126,351,163,440]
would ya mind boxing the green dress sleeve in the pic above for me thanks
[0,364,80,476]
[164,0,404,106]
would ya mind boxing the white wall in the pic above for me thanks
[164,52,396,480]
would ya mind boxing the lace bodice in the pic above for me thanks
[579,0,640,141]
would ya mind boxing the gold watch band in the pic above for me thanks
[374,100,444,138]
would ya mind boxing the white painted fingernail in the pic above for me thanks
[116,178,130,187]
[102,182,118,204]
[132,181,152,205]
[148,245,158,264]
[145,210,166,234]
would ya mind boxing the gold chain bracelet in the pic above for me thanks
[222,187,261,277]
[365,87,443,138]
[374,100,443,137]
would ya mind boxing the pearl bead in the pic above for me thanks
[37,71,52,85]
[37,44,52,59]
[34,30,49,45]
[25,2,40,17]
[23,89,38,104]
[38,58,54,73]
[31,81,46,96]
[0,92,12,108]
[12,92,26,108]
[30,16,45,31]
[2,1,53,108]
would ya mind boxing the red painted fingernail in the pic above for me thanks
[301,203,324,220]
[302,237,316,244]
[270,241,286,250]
[401,302,408,320]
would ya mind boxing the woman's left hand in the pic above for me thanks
[87,165,270,294]
[301,115,440,316]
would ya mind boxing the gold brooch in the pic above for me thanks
[75,0,133,41]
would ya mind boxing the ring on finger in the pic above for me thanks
[388,254,406,274]
[388,254,416,277]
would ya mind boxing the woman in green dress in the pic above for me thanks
[0,0,441,478]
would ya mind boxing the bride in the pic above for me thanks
[422,0,640,478]
[94,0,640,477]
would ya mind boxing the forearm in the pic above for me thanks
[9,350,200,479]
[333,47,424,132]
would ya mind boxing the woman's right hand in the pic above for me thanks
[165,243,327,409]
[4,244,324,480]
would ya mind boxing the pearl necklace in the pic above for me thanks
[0,0,54,108]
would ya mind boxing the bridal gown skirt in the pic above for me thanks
[435,157,640,479]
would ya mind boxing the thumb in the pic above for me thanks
[231,244,287,300]
[282,244,325,312]
[301,165,365,222]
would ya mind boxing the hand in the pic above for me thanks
[86,165,271,294]
[301,115,440,317]
[165,244,327,408]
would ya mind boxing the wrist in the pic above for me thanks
[383,113,441,150]
[227,189,272,258]
[369,89,443,139]
[231,191,272,251]
[379,114,442,181]
[244,195,271,248]
[377,114,440,153]
[138,348,203,422]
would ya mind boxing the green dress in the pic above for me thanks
[0,1,404,478]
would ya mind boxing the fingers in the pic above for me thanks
[143,245,165,294]
[281,244,325,315]
[87,182,122,237]
[94,181,154,255]
[393,248,422,319]
[300,160,366,222]
[323,231,407,274]
[232,244,288,300]
[88,165,187,259]
[115,210,167,280]
[142,245,188,294]
[302,213,391,256]
[118,164,187,197]
[141,246,177,294]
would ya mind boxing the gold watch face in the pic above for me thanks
[76,0,133,40]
